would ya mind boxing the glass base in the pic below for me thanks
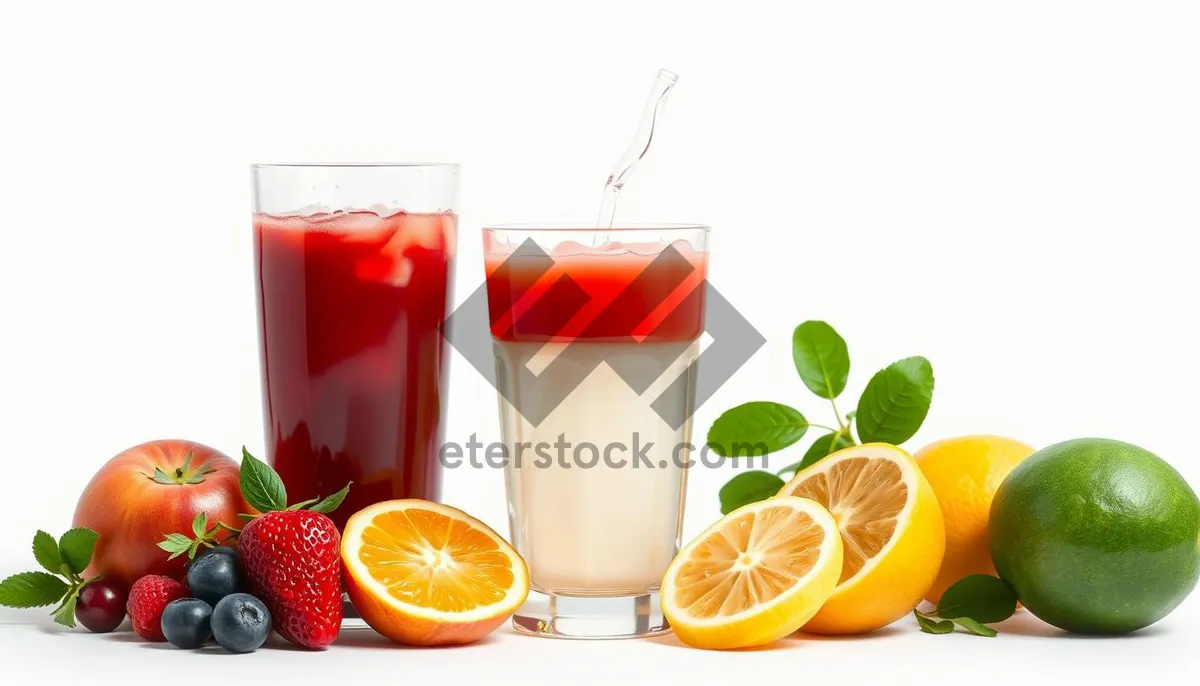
[511,589,670,639]
[341,594,370,629]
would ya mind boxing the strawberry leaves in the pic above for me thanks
[240,447,288,513]
[0,528,101,627]
[238,447,351,514]
[308,483,351,514]
[157,447,351,562]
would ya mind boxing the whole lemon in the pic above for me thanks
[914,435,1034,603]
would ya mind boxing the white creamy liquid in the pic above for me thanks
[495,339,699,595]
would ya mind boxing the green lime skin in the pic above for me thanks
[989,438,1200,634]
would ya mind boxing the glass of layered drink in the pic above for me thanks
[482,224,709,639]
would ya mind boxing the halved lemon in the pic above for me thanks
[661,496,843,650]
[341,500,530,646]
[778,443,945,634]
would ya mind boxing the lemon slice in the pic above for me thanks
[661,496,843,649]
[778,442,946,634]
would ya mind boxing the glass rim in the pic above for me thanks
[484,222,709,233]
[250,162,460,169]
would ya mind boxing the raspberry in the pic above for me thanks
[126,575,187,641]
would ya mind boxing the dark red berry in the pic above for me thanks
[76,580,128,633]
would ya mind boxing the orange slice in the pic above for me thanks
[777,443,945,634]
[661,496,843,650]
[341,500,530,645]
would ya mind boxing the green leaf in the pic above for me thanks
[192,512,209,538]
[0,572,69,608]
[32,531,64,575]
[951,616,998,637]
[240,447,287,512]
[157,533,193,560]
[58,528,99,575]
[52,592,78,628]
[854,356,934,444]
[914,611,954,634]
[775,432,854,477]
[308,483,352,514]
[718,471,785,515]
[791,321,850,399]
[151,468,177,485]
[286,499,320,511]
[706,402,808,457]
[937,574,1018,624]
[800,432,854,470]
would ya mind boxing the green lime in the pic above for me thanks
[989,437,1199,634]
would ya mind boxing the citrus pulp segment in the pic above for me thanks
[661,496,843,650]
[341,500,530,645]
[778,443,945,634]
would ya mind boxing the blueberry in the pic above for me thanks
[196,545,239,562]
[161,598,212,649]
[186,548,242,605]
[211,593,272,654]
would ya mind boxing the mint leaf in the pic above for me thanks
[791,321,850,399]
[0,572,69,608]
[308,483,352,514]
[937,574,1018,624]
[32,531,63,574]
[707,402,808,457]
[192,512,209,538]
[854,356,934,444]
[950,616,998,637]
[157,533,194,561]
[718,471,784,514]
[51,592,79,628]
[240,447,287,512]
[915,611,954,634]
[58,528,98,575]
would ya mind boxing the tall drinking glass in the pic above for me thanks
[252,164,458,533]
[483,224,709,639]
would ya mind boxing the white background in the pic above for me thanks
[1,0,1197,681]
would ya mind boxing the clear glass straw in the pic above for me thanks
[595,68,679,235]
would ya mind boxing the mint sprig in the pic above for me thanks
[158,447,351,558]
[0,528,101,628]
[709,320,935,514]
[914,574,1018,637]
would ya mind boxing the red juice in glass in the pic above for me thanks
[254,209,455,530]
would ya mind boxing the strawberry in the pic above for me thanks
[156,448,351,649]
[238,510,342,648]
[127,575,187,641]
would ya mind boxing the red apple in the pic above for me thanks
[72,439,248,586]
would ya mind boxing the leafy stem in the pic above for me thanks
[829,395,849,435]
[0,528,101,628]
[710,320,935,513]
